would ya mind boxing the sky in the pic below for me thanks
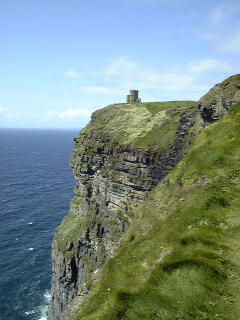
[0,0,239,129]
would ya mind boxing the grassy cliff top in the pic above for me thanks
[75,102,240,320]
[76,101,198,150]
[200,73,240,106]
[74,74,240,152]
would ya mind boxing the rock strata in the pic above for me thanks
[48,74,240,320]
[48,103,199,320]
[199,74,240,123]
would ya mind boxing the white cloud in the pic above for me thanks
[0,107,8,115]
[187,59,232,74]
[42,108,92,121]
[125,0,186,4]
[59,109,92,119]
[199,4,240,55]
[219,33,240,54]
[7,112,20,119]
[92,57,232,95]
[64,70,80,78]
[209,4,240,26]
[209,6,228,26]
[42,110,58,120]
[105,58,137,78]
[81,86,122,95]
[0,107,20,119]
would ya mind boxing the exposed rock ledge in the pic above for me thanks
[48,74,240,320]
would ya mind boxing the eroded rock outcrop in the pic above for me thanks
[48,102,200,320]
[199,74,240,123]
[48,74,240,320]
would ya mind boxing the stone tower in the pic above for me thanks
[126,90,141,103]
[130,90,138,103]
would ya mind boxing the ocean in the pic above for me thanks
[0,128,79,320]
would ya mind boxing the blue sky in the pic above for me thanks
[0,0,239,129]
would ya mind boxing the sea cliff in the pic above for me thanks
[48,74,240,320]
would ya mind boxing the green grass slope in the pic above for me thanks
[74,103,240,320]
[82,101,197,150]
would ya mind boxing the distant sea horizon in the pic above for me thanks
[0,128,79,320]
[0,127,81,131]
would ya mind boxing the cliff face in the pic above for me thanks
[199,74,240,123]
[48,74,240,320]
[48,101,199,320]
[73,101,240,320]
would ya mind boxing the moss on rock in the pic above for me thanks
[76,101,198,151]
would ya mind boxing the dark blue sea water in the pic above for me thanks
[0,129,79,320]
